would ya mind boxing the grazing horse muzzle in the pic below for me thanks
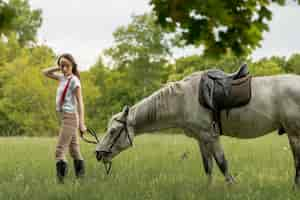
[95,117,133,162]
[95,150,112,162]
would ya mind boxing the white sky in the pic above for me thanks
[29,0,300,70]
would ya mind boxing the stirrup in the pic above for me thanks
[210,121,220,137]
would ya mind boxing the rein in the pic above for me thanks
[80,128,112,174]
[80,127,100,144]
[80,117,132,175]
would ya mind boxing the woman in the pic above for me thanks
[42,53,87,183]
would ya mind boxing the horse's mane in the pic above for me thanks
[129,81,184,127]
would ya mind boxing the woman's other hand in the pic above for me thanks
[79,122,87,135]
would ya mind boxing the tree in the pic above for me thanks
[79,64,103,131]
[168,53,247,81]
[286,53,300,74]
[267,56,287,71]
[150,0,300,57]
[0,0,15,34]
[87,13,175,128]
[0,34,57,136]
[0,0,42,45]
[104,13,172,99]
[249,57,285,76]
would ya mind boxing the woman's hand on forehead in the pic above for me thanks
[59,58,71,67]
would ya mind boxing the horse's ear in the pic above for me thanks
[122,105,130,117]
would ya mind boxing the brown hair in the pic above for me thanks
[57,53,80,79]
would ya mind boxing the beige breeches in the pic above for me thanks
[55,112,83,161]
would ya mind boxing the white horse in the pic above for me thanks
[95,71,300,186]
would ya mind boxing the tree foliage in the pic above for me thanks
[0,0,42,45]
[286,53,300,74]
[150,0,300,57]
[89,13,173,129]
[104,13,172,102]
[0,11,299,136]
[0,35,57,136]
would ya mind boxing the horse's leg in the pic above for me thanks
[287,134,300,186]
[210,139,235,184]
[197,140,213,184]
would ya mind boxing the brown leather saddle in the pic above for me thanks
[198,64,252,135]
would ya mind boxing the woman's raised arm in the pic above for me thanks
[42,66,61,80]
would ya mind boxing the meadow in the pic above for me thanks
[0,133,299,200]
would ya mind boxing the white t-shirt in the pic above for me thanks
[56,74,81,113]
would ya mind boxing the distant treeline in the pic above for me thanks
[0,14,300,136]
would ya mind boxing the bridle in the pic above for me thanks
[80,115,133,175]
[107,118,133,152]
[99,117,133,175]
[81,118,132,148]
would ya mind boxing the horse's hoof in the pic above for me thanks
[293,183,300,191]
[226,175,236,185]
[293,177,300,190]
[293,185,300,191]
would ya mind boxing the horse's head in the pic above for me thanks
[95,106,134,163]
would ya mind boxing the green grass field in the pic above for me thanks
[0,133,300,200]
